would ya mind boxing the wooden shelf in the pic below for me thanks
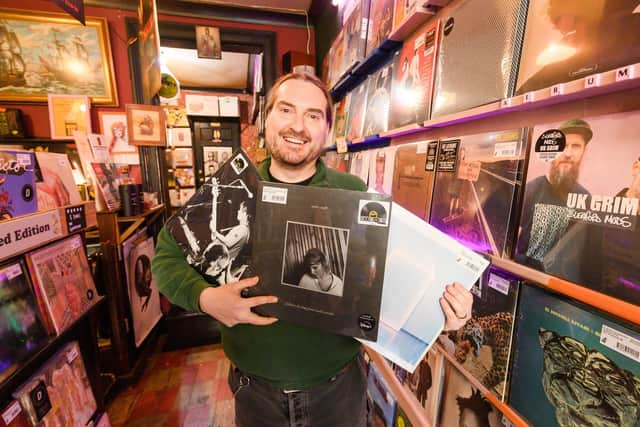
[0,201,97,263]
[435,343,529,427]
[0,296,105,402]
[364,346,431,427]
[388,4,436,42]
[488,255,640,326]
[96,204,165,245]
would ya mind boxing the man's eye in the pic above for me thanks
[280,107,292,113]
[308,113,321,121]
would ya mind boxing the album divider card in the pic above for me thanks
[438,266,521,401]
[166,149,260,284]
[429,128,529,258]
[515,111,640,305]
[431,0,527,119]
[250,183,391,340]
[509,284,640,427]
[516,0,640,94]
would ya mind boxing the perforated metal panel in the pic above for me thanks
[431,0,528,119]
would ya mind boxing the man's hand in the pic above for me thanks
[199,276,278,327]
[440,282,473,332]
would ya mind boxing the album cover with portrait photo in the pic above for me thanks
[509,284,640,427]
[166,149,261,285]
[250,183,391,340]
[515,111,640,305]
[122,229,162,347]
[515,0,640,95]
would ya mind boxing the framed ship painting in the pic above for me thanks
[0,8,118,105]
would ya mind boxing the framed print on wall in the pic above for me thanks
[98,111,137,155]
[126,104,166,146]
[0,8,118,106]
[195,25,222,60]
[48,94,91,140]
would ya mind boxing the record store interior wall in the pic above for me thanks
[0,0,315,139]
[383,0,640,148]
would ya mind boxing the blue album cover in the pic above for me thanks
[0,150,37,220]
[366,363,397,427]
[361,203,489,371]
[509,285,640,427]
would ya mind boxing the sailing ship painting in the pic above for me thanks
[0,10,117,105]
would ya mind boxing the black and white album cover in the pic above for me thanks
[249,183,392,340]
[165,149,260,285]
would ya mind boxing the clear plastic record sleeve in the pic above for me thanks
[249,183,392,340]
[360,203,489,373]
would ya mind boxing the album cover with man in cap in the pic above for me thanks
[515,111,640,305]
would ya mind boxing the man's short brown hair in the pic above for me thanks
[265,72,333,129]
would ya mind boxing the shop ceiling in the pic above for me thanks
[179,0,313,14]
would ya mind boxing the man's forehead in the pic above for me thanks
[274,79,327,111]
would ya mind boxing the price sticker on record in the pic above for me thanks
[535,129,566,162]
[600,324,640,362]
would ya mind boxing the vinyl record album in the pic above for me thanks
[12,341,97,427]
[341,0,370,73]
[166,149,260,285]
[399,347,445,427]
[250,183,391,339]
[0,150,36,220]
[368,146,398,196]
[365,0,394,54]
[362,61,394,138]
[35,152,82,210]
[515,111,640,305]
[431,0,527,119]
[391,140,438,220]
[25,235,99,335]
[389,19,440,129]
[346,82,369,142]
[516,0,640,94]
[0,261,48,384]
[439,266,521,401]
[509,285,640,427]
[439,358,506,427]
[429,128,529,257]
[366,362,397,427]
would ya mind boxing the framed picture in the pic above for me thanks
[48,94,91,140]
[126,104,166,146]
[98,111,137,155]
[137,0,161,104]
[0,8,118,105]
[184,92,220,116]
[203,146,232,177]
[195,25,222,60]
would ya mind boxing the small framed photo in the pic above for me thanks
[184,93,219,116]
[166,127,193,147]
[98,111,136,154]
[48,94,91,140]
[195,25,221,60]
[126,104,166,146]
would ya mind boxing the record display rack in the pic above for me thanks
[0,296,106,410]
[0,201,97,263]
[326,62,640,152]
[95,204,165,381]
[434,342,528,427]
[489,256,640,326]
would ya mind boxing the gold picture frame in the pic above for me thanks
[0,8,118,105]
[48,94,91,140]
[126,103,166,146]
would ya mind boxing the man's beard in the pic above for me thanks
[267,131,323,168]
[548,161,580,195]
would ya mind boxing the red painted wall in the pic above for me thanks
[0,0,315,137]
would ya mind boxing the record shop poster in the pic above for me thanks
[251,183,391,340]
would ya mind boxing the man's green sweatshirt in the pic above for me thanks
[151,157,367,390]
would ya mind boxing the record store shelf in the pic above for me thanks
[0,201,97,263]
[489,255,640,326]
[326,62,640,152]
[435,342,529,427]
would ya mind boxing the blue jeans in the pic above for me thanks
[227,357,367,427]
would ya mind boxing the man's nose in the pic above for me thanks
[290,112,306,133]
